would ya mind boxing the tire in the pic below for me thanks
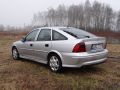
[12,47,20,60]
[48,54,62,72]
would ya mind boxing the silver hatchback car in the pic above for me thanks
[12,27,108,72]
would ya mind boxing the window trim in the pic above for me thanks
[36,29,52,41]
[52,30,68,41]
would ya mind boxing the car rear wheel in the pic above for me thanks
[12,47,20,60]
[48,54,62,72]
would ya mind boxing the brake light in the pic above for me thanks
[72,42,86,53]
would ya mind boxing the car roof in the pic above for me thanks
[37,27,68,31]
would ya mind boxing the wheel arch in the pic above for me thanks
[12,46,16,49]
[47,50,63,63]
[12,46,17,50]
[12,45,19,53]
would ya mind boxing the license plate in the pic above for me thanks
[91,44,103,51]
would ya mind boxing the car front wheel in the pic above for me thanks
[48,54,62,72]
[12,47,20,60]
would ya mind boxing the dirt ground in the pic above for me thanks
[0,35,120,90]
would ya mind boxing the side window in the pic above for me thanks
[52,30,68,40]
[37,29,51,41]
[25,30,39,41]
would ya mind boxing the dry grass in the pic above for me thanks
[0,35,120,90]
[107,44,120,57]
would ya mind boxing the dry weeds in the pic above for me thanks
[0,35,120,90]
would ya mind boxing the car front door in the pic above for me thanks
[19,30,39,59]
[33,29,52,62]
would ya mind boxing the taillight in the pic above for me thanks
[72,42,86,53]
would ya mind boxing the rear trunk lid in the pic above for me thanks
[82,37,106,53]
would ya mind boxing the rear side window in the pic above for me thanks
[52,30,67,41]
[37,29,51,41]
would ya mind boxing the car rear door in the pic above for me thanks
[33,29,52,62]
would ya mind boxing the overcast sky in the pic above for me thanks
[0,0,120,27]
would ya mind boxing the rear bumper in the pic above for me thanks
[61,49,108,68]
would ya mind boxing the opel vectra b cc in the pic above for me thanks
[12,27,108,72]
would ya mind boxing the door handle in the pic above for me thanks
[30,43,33,47]
[45,44,49,47]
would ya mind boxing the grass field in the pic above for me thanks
[0,35,120,90]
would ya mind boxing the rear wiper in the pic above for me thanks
[78,36,90,39]
[64,31,78,38]
[85,36,90,38]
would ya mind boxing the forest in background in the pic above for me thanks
[0,0,120,32]
[32,0,120,32]
[0,0,120,44]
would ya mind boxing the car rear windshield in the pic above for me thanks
[60,27,96,39]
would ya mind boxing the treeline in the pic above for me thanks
[0,25,32,32]
[32,0,120,32]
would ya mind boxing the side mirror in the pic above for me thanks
[21,36,26,42]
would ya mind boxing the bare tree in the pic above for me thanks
[104,5,114,31]
[92,1,102,31]
[77,4,84,29]
[84,0,92,30]
[53,5,67,26]
[68,5,79,27]
[47,8,56,26]
[0,25,4,31]
[116,11,120,32]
